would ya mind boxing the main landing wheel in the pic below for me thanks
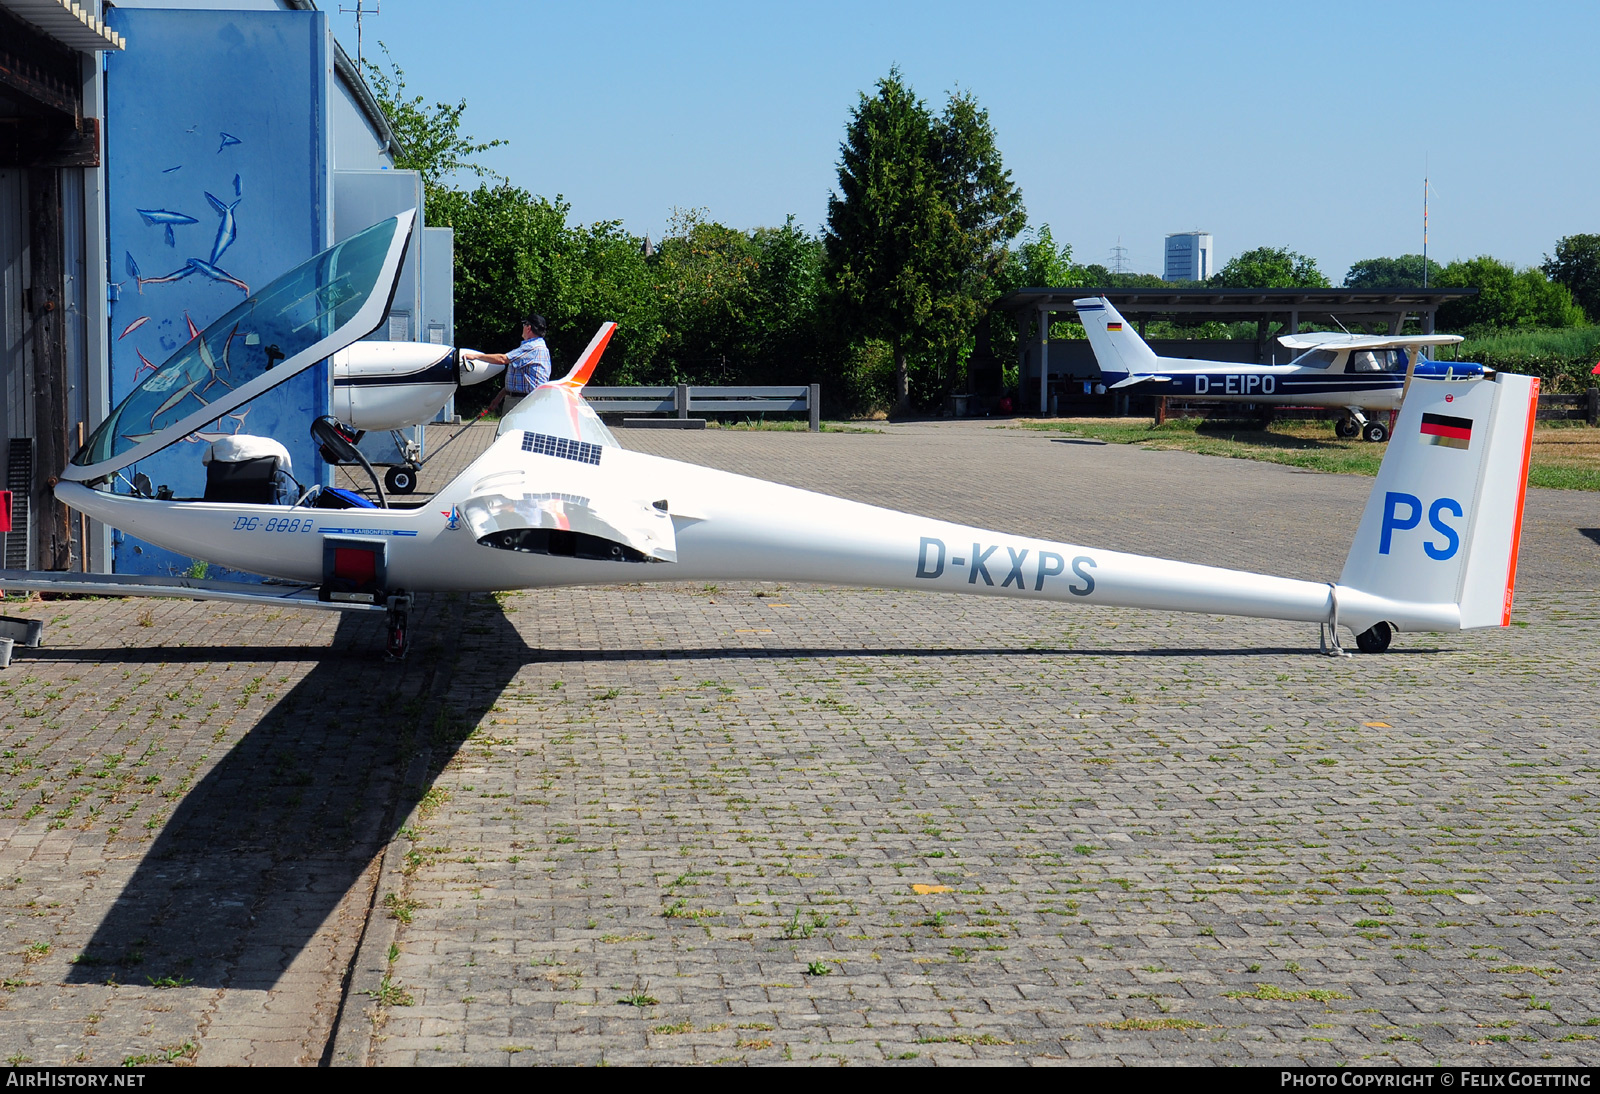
[1354,621,1393,653]
[1362,421,1389,443]
[385,465,418,494]
[385,595,411,662]
[1334,417,1360,439]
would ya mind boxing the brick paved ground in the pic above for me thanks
[1,419,1598,1066]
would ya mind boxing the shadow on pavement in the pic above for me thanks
[523,643,1444,661]
[65,592,526,991]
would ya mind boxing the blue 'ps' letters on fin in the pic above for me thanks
[1425,498,1462,561]
[1380,492,1422,554]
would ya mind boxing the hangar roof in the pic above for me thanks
[0,0,124,51]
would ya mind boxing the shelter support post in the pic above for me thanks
[1423,309,1436,335]
[1037,306,1050,416]
[1014,313,1028,407]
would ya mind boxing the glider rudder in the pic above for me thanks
[1337,372,1540,631]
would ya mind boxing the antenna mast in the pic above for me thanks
[1422,168,1429,289]
[339,0,380,69]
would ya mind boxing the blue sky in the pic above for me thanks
[337,0,1598,282]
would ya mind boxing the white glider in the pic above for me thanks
[51,213,1540,659]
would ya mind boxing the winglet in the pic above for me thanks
[553,322,617,389]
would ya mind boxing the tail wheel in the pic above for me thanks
[386,621,407,661]
[1354,621,1393,653]
[385,465,417,495]
[1362,422,1389,444]
[1334,417,1360,439]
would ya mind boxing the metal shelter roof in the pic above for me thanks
[998,287,1477,325]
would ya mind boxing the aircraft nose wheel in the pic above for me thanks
[1354,621,1393,653]
[384,465,418,495]
[1361,422,1389,443]
[1334,417,1360,439]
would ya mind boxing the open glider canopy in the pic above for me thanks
[66,210,415,483]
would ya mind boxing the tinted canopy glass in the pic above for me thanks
[76,216,400,469]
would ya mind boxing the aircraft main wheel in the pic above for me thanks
[1335,417,1360,439]
[385,466,417,494]
[1362,422,1389,443]
[1354,621,1393,653]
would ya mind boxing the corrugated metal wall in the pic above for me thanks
[0,169,33,568]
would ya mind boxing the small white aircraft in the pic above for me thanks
[37,213,1539,662]
[1077,297,1484,442]
[329,340,503,494]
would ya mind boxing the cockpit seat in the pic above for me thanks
[202,435,294,504]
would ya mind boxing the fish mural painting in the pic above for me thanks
[204,188,241,263]
[104,3,332,576]
[136,207,197,247]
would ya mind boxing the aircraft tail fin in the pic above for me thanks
[553,322,618,389]
[1075,297,1159,381]
[1337,372,1540,631]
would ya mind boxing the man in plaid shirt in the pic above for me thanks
[463,313,550,412]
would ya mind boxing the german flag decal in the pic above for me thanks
[1420,411,1473,450]
[1106,322,1123,332]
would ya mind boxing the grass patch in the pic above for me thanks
[367,974,413,1006]
[1224,983,1349,1002]
[1103,1017,1208,1031]
[1022,417,1600,490]
[915,1032,1014,1045]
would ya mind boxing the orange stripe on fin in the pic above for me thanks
[553,322,617,389]
[1501,377,1539,626]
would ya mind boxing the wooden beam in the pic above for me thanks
[27,168,71,571]
[0,117,99,168]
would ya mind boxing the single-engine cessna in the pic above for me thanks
[1077,297,1484,442]
[39,213,1539,661]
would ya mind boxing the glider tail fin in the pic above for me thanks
[554,322,618,389]
[1074,297,1159,382]
[1337,372,1540,632]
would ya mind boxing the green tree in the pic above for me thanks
[1210,246,1330,289]
[1343,254,1445,289]
[1436,256,1584,331]
[1074,266,1172,289]
[825,70,1024,411]
[1542,234,1600,322]
[976,225,1077,383]
[1007,224,1076,289]
[363,44,506,205]
[428,184,659,381]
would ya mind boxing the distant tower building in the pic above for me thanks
[1164,231,1213,282]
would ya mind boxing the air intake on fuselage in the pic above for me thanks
[478,527,648,562]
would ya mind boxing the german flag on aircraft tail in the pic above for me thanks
[1420,412,1473,450]
[1106,322,1123,332]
